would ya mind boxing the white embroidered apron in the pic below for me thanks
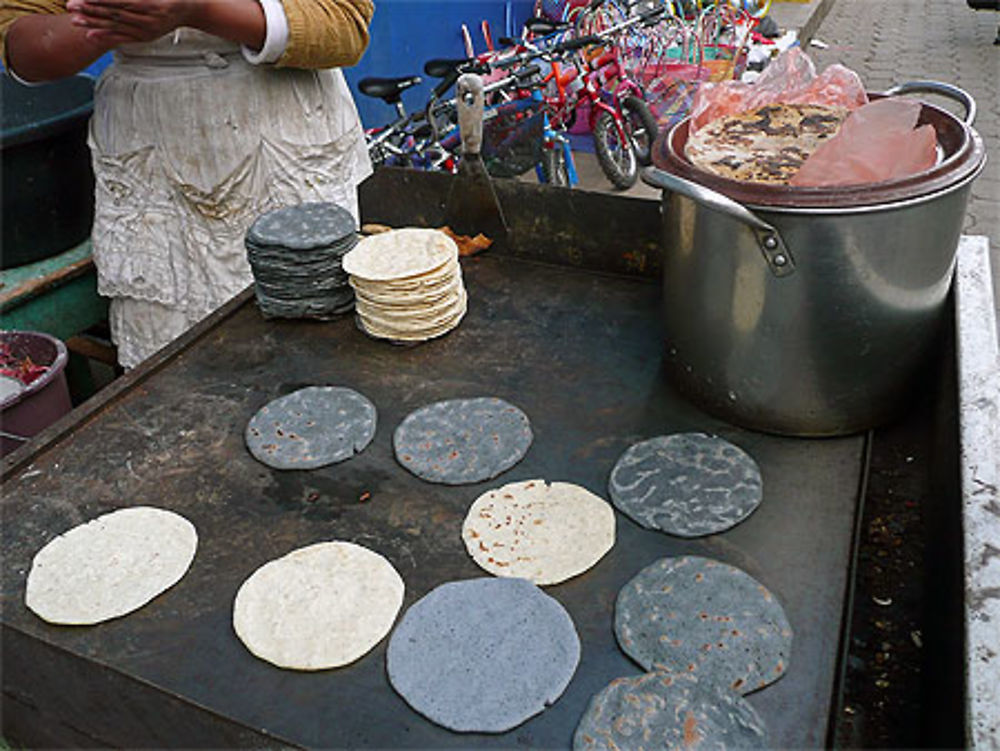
[88,30,372,368]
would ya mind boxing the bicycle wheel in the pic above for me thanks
[621,95,659,167]
[593,110,638,190]
[541,145,571,187]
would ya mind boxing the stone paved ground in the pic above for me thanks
[805,0,1000,321]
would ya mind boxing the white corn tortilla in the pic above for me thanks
[357,284,464,322]
[342,228,458,281]
[25,506,198,626]
[346,227,468,343]
[358,289,468,342]
[359,289,467,331]
[350,257,459,295]
[463,479,616,585]
[352,273,463,310]
[233,541,404,670]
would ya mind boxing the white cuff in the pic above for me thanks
[242,0,289,65]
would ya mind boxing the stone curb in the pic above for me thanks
[955,235,1000,751]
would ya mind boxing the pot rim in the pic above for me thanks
[652,92,987,209]
[719,149,985,216]
[1,74,95,149]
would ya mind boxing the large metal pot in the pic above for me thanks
[643,82,986,436]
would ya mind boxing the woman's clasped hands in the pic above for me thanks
[66,0,195,45]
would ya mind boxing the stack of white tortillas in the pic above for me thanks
[25,506,198,625]
[233,541,404,670]
[462,479,616,585]
[342,228,467,342]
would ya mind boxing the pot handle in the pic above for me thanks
[641,167,795,278]
[882,80,976,126]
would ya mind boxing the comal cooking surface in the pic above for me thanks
[1,254,863,748]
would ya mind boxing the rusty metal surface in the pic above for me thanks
[1,260,863,749]
[359,168,664,279]
[1,172,864,748]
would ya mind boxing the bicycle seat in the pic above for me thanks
[423,58,478,78]
[357,76,422,104]
[524,17,569,35]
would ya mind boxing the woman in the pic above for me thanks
[1,0,374,368]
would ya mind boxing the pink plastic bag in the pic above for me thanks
[689,47,868,132]
[790,98,938,186]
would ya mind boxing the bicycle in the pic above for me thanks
[537,3,663,189]
[359,75,456,172]
[422,41,583,187]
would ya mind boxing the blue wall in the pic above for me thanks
[344,0,536,128]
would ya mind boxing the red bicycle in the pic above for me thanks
[540,5,663,189]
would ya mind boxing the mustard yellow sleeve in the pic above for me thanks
[1,0,66,67]
[277,0,373,69]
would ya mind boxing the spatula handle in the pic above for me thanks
[456,73,485,157]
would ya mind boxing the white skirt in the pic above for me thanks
[88,31,372,368]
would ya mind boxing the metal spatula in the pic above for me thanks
[443,73,508,241]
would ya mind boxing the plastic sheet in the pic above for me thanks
[689,47,868,132]
[790,98,938,186]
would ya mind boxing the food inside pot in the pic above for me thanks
[790,98,938,186]
[686,103,848,184]
[689,48,867,133]
[684,49,940,187]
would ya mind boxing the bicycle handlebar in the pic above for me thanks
[425,60,548,142]
[558,34,604,50]
[523,16,570,34]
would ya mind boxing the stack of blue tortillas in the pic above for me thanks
[245,386,377,470]
[608,433,763,538]
[245,202,358,319]
[386,577,580,733]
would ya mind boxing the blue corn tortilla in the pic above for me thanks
[573,671,768,751]
[393,397,533,485]
[245,386,376,470]
[245,202,358,319]
[246,202,356,250]
[614,556,793,695]
[608,433,762,538]
[386,577,580,733]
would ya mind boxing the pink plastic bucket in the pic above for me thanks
[1,331,72,456]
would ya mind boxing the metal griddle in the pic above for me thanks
[1,169,865,749]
